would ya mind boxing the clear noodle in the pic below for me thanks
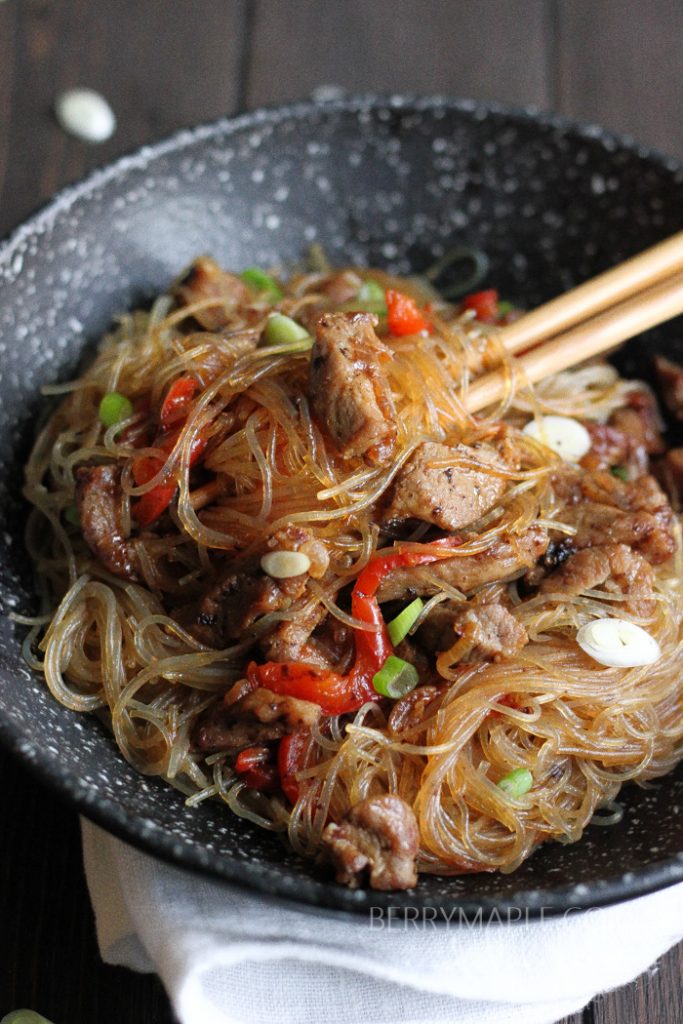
[21,259,683,881]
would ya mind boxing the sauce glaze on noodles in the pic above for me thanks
[22,263,683,876]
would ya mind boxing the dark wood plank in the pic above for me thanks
[0,1,17,203]
[0,747,175,1024]
[591,942,683,1024]
[4,727,678,1024]
[557,0,683,157]
[246,0,551,109]
[0,0,247,238]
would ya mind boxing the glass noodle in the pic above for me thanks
[21,259,683,878]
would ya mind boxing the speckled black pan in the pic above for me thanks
[2,96,683,918]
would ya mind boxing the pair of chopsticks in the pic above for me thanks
[464,230,683,414]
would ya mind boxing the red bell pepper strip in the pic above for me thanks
[462,289,499,324]
[277,729,310,805]
[133,481,178,529]
[247,536,464,715]
[160,374,199,431]
[235,746,271,773]
[234,745,278,791]
[385,289,431,336]
[132,428,208,527]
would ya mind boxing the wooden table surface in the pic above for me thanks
[1,2,682,1021]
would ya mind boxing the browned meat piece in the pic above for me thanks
[608,390,665,455]
[654,447,683,510]
[540,542,656,618]
[317,270,363,305]
[569,471,675,565]
[580,423,648,479]
[262,606,356,671]
[236,687,321,728]
[376,524,549,602]
[190,568,308,648]
[192,686,320,754]
[654,355,683,420]
[522,537,578,589]
[388,685,442,736]
[321,795,419,890]
[418,600,527,661]
[382,439,519,532]
[309,312,397,464]
[269,524,330,579]
[259,602,329,667]
[76,465,140,581]
[192,701,286,754]
[309,617,355,674]
[452,604,528,661]
[296,271,365,332]
[174,256,252,331]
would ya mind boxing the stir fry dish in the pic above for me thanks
[23,254,683,890]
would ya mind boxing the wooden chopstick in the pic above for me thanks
[498,230,683,357]
[465,271,683,415]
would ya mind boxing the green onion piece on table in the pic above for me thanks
[240,267,283,301]
[98,391,133,428]
[263,314,312,349]
[387,597,424,646]
[497,767,533,798]
[1,1011,56,1024]
[372,655,419,699]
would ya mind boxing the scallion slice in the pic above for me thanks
[240,267,283,301]
[357,279,387,314]
[387,597,424,646]
[98,391,133,427]
[610,465,629,482]
[372,655,419,699]
[263,313,312,348]
[497,767,533,798]
[341,279,387,316]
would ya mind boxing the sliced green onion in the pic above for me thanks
[64,504,80,527]
[497,767,533,798]
[341,279,387,316]
[357,280,387,314]
[240,267,283,301]
[387,597,424,646]
[307,242,331,273]
[611,464,629,482]
[263,313,311,348]
[372,655,419,699]
[425,245,490,300]
[497,300,514,315]
[98,391,133,427]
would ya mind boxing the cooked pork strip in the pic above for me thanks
[76,465,140,581]
[309,312,397,464]
[376,525,549,602]
[383,439,518,531]
[321,795,419,890]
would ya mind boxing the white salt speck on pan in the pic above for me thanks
[54,87,116,143]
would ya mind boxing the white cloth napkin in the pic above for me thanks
[81,818,683,1024]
